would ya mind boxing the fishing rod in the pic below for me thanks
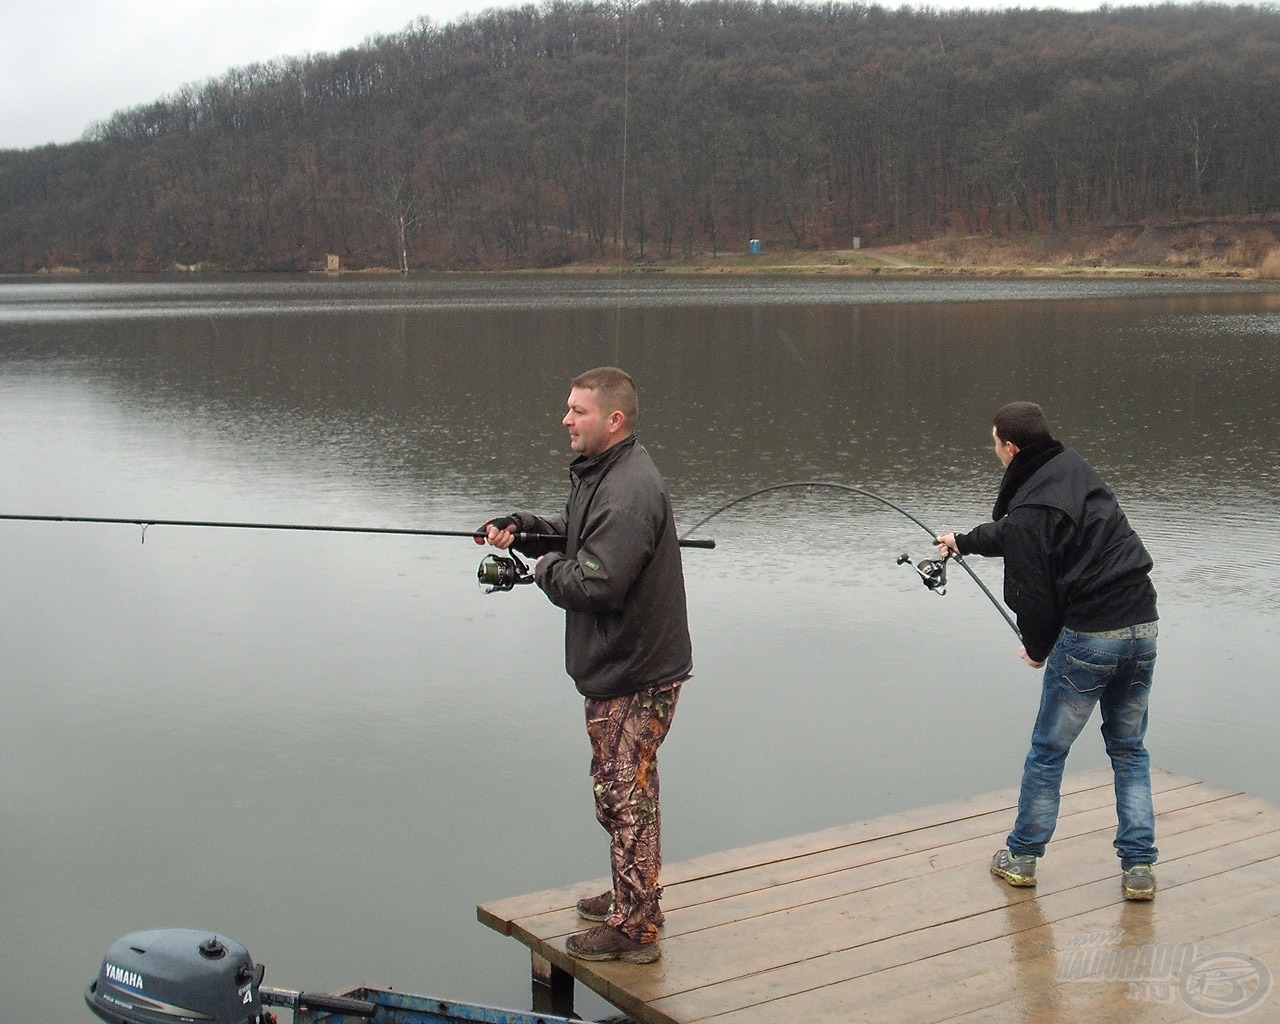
[0,513,715,595]
[0,512,715,548]
[0,512,549,546]
[679,480,1021,639]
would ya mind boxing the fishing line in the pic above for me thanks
[613,0,633,365]
[680,481,1020,638]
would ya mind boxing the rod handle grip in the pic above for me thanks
[261,987,377,1016]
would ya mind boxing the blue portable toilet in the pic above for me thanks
[749,238,762,255]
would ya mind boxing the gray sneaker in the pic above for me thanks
[991,848,1037,887]
[1122,864,1156,901]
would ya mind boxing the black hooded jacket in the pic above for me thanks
[955,439,1157,662]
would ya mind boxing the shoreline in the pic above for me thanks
[15,215,1280,280]
[553,217,1280,281]
[21,255,1274,281]
[21,225,1280,282]
[539,251,1265,280]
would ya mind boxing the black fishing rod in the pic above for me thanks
[0,513,716,549]
[1,511,715,596]
[679,480,1021,638]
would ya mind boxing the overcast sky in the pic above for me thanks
[3,0,1212,151]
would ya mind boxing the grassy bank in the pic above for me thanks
[31,217,1280,279]
[561,218,1280,281]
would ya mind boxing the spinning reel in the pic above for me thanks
[477,550,535,593]
[896,552,948,594]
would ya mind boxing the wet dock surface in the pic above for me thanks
[479,767,1278,1022]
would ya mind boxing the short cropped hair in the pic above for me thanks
[572,366,638,429]
[993,401,1051,448]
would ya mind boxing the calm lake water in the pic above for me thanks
[2,274,1278,1022]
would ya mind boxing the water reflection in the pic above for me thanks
[1,275,1278,1024]
[3,273,1279,323]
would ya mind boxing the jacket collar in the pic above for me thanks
[570,432,638,480]
[992,436,1065,520]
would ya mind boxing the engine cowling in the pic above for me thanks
[86,928,264,1024]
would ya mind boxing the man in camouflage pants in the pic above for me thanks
[484,367,692,963]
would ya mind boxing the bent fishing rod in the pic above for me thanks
[679,480,1021,639]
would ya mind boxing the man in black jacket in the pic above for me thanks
[937,402,1159,900]
[483,367,692,962]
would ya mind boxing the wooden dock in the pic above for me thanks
[478,768,1279,1023]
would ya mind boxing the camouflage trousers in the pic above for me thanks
[584,680,682,942]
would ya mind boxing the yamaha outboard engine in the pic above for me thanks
[86,929,265,1024]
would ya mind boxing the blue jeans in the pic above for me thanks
[1007,623,1158,869]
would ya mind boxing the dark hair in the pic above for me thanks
[993,402,1051,448]
[572,366,638,428]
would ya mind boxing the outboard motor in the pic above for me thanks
[86,929,265,1024]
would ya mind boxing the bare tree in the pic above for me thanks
[4,2,1280,273]
[374,172,424,273]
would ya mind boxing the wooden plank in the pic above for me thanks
[893,865,1280,1023]
[506,782,1248,974]
[475,771,1277,1024]
[522,779,1240,947]
[483,778,1223,1024]
[477,767,1147,930]
[483,771,1214,943]
[649,796,1279,1023]
[656,800,1251,994]
[540,783,1228,942]
[663,828,1279,1024]
[693,828,1280,1024]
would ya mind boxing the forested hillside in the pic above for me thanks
[3,0,1279,272]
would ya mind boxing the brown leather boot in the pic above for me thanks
[575,890,665,927]
[565,925,660,963]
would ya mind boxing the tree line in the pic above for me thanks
[2,0,1279,272]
